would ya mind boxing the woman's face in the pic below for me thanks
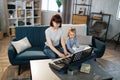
[52,21,60,29]
[69,32,76,39]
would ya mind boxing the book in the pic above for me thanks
[80,63,91,73]
[74,45,91,53]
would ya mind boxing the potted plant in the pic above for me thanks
[0,14,3,39]
[56,0,62,12]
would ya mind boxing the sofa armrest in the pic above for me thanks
[92,37,106,58]
[8,43,17,65]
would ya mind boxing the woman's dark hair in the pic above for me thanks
[50,14,62,28]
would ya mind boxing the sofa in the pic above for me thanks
[8,24,106,74]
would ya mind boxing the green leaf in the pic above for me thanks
[56,0,62,8]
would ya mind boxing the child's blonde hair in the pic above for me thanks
[67,27,76,38]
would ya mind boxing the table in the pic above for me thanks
[30,59,113,80]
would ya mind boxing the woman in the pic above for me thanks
[44,14,70,58]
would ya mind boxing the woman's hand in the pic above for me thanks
[58,53,65,58]
[64,51,71,56]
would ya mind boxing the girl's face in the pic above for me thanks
[69,31,76,39]
[52,21,60,29]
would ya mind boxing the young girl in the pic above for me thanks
[66,28,79,54]
[44,14,70,59]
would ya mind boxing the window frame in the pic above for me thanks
[41,0,63,12]
[116,0,120,20]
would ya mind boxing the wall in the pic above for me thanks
[71,0,120,39]
[91,0,120,39]
[1,0,120,39]
[0,0,6,33]
[41,11,62,25]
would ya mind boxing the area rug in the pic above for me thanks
[1,65,30,80]
[8,78,31,80]
[2,59,120,80]
[96,58,120,80]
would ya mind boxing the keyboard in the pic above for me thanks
[49,48,93,71]
[54,57,72,65]
[49,56,72,71]
[49,62,65,71]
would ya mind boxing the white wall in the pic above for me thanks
[91,0,120,39]
[41,11,62,25]
[71,0,120,39]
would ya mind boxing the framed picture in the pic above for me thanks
[79,7,86,15]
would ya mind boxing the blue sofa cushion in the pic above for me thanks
[15,26,49,50]
[15,47,48,60]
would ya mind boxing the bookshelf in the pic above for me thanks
[6,0,41,36]
[89,12,111,41]
[72,0,92,25]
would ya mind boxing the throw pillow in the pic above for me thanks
[11,37,32,53]
[77,35,92,45]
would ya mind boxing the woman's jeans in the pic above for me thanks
[44,45,64,59]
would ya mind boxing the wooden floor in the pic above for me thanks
[0,37,120,80]
[0,37,11,80]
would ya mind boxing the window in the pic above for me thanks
[117,1,120,20]
[42,0,63,12]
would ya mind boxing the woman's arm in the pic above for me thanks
[61,37,71,55]
[46,38,65,58]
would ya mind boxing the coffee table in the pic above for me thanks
[30,59,113,80]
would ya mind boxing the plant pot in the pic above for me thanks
[67,69,74,75]
[0,31,3,39]
[58,8,60,13]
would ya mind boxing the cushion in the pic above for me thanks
[11,37,32,53]
[77,35,92,45]
[62,24,87,37]
[15,47,48,60]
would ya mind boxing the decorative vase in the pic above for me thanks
[17,6,22,18]
[9,10,13,18]
[58,8,60,13]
